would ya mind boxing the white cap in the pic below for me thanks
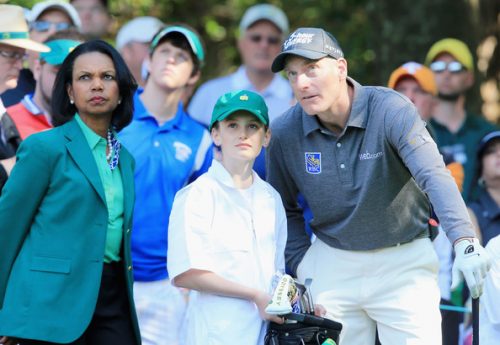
[239,4,289,35]
[116,16,164,51]
[29,0,81,29]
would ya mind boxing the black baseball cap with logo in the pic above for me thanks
[271,27,344,72]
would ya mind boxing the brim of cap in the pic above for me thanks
[151,27,204,64]
[0,39,50,53]
[478,131,500,157]
[271,49,328,72]
[210,107,268,130]
[43,56,65,66]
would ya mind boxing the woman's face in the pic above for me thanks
[67,51,120,121]
[482,140,500,184]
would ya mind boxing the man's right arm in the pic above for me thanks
[266,130,311,276]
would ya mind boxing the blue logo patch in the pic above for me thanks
[305,152,321,174]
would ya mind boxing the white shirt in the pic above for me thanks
[480,235,500,345]
[168,159,287,345]
[188,66,294,126]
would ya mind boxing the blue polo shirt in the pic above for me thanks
[119,89,213,281]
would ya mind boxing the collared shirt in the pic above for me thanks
[6,94,52,140]
[469,188,500,246]
[430,114,497,201]
[188,65,294,126]
[167,159,287,345]
[267,77,476,274]
[75,114,124,263]
[119,89,213,281]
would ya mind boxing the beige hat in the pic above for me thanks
[0,5,50,52]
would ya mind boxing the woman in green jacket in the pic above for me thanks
[0,40,140,345]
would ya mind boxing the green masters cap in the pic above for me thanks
[210,90,269,130]
[150,25,205,65]
[39,39,81,65]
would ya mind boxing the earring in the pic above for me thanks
[118,99,122,105]
[70,99,74,104]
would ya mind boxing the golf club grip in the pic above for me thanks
[472,297,479,345]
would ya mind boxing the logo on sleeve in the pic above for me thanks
[305,152,321,174]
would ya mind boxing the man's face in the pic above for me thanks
[121,41,150,83]
[284,56,346,118]
[147,40,199,92]
[30,9,74,43]
[431,53,473,100]
[34,60,60,109]
[0,43,25,94]
[238,21,282,73]
[71,0,111,38]
[394,77,435,121]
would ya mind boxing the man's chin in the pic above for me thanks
[438,92,461,101]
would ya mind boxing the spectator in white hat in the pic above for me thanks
[188,3,293,179]
[116,16,163,87]
[70,0,112,39]
[1,0,81,108]
[0,4,49,194]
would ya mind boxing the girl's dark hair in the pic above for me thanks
[51,39,138,131]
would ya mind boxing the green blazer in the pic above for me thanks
[0,118,140,344]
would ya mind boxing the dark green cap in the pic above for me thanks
[210,90,269,130]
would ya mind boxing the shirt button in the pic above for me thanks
[153,141,160,147]
[340,163,345,169]
[337,142,342,148]
[128,265,133,271]
[126,228,131,234]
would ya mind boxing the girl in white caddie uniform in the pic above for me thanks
[167,90,287,345]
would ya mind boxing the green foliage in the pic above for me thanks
[8,0,499,116]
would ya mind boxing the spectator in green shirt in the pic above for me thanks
[425,38,497,201]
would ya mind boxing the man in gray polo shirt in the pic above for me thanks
[266,27,491,345]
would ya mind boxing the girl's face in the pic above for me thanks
[482,140,500,184]
[211,111,270,164]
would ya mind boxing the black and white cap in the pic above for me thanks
[271,27,344,72]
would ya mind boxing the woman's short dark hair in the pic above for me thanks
[51,39,138,131]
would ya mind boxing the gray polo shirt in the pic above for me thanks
[267,77,475,275]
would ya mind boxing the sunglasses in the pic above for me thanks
[30,21,74,33]
[248,34,281,46]
[429,61,465,73]
[0,50,26,61]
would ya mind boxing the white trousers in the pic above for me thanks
[297,237,442,345]
[133,279,187,345]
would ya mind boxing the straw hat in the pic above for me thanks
[0,4,50,52]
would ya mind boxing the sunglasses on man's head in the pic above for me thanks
[429,61,466,73]
[30,21,74,33]
[248,34,281,46]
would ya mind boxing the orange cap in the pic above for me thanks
[388,62,437,96]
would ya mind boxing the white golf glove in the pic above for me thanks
[451,238,492,299]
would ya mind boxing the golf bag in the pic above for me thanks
[264,313,342,345]
[264,276,342,344]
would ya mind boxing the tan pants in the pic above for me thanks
[297,237,442,345]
